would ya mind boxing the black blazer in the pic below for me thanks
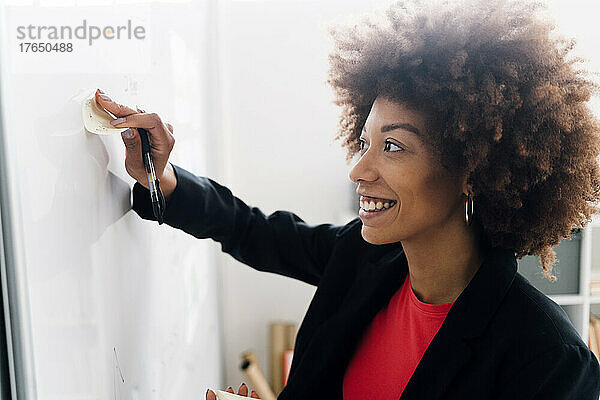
[132,163,600,400]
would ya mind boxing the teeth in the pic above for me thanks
[360,199,396,211]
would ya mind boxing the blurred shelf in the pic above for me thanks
[549,294,584,305]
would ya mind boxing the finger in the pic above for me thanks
[121,128,140,152]
[206,389,216,400]
[110,112,168,132]
[226,386,234,393]
[135,106,172,134]
[238,383,248,396]
[251,390,260,398]
[95,89,137,118]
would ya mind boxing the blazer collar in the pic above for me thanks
[296,224,518,399]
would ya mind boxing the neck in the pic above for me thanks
[401,215,486,305]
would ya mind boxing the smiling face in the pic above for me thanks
[349,95,468,245]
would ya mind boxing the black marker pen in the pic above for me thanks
[138,127,166,224]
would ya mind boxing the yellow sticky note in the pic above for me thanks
[81,91,128,135]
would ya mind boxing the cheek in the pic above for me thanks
[418,175,461,218]
[395,186,414,217]
[394,172,455,219]
[386,171,421,216]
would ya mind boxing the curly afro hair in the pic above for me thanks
[327,0,600,281]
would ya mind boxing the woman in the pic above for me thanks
[96,0,600,398]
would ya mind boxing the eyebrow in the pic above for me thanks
[361,123,421,136]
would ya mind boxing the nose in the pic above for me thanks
[349,150,379,185]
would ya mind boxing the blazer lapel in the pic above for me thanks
[398,321,472,399]
[400,245,518,399]
[286,244,409,397]
[321,246,411,391]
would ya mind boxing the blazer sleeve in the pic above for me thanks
[497,343,600,399]
[131,162,345,286]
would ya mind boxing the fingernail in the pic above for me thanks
[121,128,134,139]
[111,117,126,126]
[99,94,111,101]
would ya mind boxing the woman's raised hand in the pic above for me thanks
[206,383,261,399]
[94,88,178,198]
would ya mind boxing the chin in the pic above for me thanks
[360,227,401,245]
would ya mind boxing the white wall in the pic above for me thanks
[0,1,223,398]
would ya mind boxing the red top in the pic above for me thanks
[343,273,455,399]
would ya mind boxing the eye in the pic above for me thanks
[358,138,367,153]
[358,138,405,153]
[384,141,405,152]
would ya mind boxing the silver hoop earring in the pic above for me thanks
[465,193,474,226]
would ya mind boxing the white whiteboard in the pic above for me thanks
[0,1,223,399]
